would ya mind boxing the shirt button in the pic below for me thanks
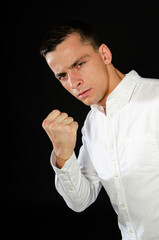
[129,229,134,234]
[114,173,119,178]
[120,203,125,208]
[61,171,66,174]
[69,187,74,191]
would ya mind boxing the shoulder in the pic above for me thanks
[140,76,159,85]
[133,75,159,101]
[139,75,159,88]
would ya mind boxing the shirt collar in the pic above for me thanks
[91,70,140,111]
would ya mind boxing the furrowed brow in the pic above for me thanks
[55,54,90,79]
[69,54,90,69]
[55,72,67,79]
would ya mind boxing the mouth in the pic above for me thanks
[78,89,92,99]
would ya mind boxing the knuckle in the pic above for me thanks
[58,123,63,131]
[61,112,68,118]
[48,109,61,120]
[53,109,61,115]
[65,124,72,132]
[69,117,74,122]
[74,121,78,127]
[49,122,56,131]
[42,119,48,129]
[49,122,63,133]
[74,122,79,131]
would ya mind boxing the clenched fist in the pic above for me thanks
[42,110,78,168]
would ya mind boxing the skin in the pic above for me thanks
[42,33,125,168]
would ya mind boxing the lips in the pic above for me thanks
[78,89,92,99]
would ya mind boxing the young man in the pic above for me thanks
[40,21,159,239]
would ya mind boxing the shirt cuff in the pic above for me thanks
[50,150,76,174]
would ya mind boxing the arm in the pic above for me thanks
[42,109,102,212]
[52,149,102,212]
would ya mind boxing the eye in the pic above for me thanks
[58,73,67,81]
[77,62,85,68]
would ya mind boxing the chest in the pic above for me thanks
[85,101,159,180]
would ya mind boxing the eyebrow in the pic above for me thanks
[55,54,90,79]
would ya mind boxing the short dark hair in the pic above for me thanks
[40,21,101,57]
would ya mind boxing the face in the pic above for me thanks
[45,34,112,107]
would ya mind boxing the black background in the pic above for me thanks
[3,1,159,239]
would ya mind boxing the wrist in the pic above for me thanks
[56,153,73,169]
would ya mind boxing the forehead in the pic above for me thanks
[45,34,95,73]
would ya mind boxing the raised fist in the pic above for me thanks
[42,109,78,167]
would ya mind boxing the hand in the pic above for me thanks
[42,110,78,165]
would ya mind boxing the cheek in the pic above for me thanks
[61,82,70,92]
[91,68,108,91]
[89,59,108,82]
[61,82,75,97]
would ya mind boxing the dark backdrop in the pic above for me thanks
[3,1,159,239]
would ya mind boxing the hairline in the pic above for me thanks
[44,31,100,57]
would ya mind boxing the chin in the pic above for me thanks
[82,97,98,106]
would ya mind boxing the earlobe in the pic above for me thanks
[99,44,112,64]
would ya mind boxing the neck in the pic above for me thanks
[99,65,125,113]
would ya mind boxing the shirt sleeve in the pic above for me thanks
[50,144,102,212]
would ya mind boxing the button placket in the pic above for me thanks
[108,98,136,237]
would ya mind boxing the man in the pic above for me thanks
[40,21,159,239]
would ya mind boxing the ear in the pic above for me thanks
[99,44,112,64]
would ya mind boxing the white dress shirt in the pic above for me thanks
[51,70,159,240]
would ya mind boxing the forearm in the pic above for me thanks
[51,151,101,212]
[43,110,100,211]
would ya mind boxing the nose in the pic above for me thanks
[68,71,83,89]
